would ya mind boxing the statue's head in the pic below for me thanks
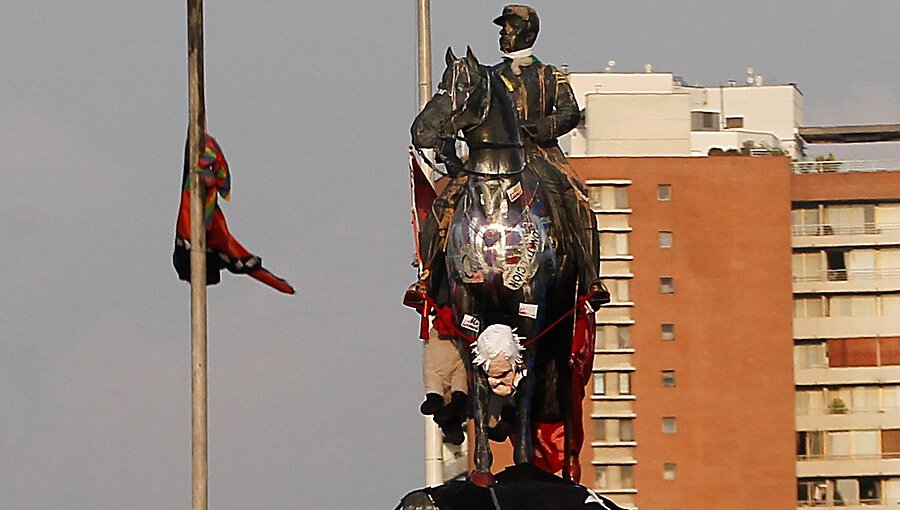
[472,324,526,397]
[493,5,539,53]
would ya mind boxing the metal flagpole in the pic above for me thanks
[186,1,209,509]
[416,0,445,487]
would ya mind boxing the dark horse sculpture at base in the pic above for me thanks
[395,464,625,510]
[412,47,585,485]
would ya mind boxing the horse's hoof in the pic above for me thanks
[469,470,495,487]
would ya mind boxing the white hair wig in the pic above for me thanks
[472,324,525,371]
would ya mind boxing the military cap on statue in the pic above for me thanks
[492,4,540,33]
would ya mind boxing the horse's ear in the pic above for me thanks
[446,47,457,67]
[465,45,479,67]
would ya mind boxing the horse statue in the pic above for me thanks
[411,47,587,486]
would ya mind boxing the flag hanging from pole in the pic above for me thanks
[174,134,295,294]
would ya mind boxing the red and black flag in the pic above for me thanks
[173,134,295,294]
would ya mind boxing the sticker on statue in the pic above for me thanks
[461,314,481,332]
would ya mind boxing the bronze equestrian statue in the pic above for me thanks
[411,4,607,311]
[406,5,612,491]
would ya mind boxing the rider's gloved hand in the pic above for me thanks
[435,138,464,177]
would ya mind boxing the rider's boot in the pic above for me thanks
[405,176,467,305]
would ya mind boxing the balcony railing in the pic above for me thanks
[798,452,900,461]
[792,159,900,174]
[799,496,900,507]
[792,267,900,282]
[797,403,900,417]
[790,223,900,236]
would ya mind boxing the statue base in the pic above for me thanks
[396,464,624,510]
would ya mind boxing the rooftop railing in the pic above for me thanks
[792,159,900,174]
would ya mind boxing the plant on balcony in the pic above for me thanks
[828,398,848,414]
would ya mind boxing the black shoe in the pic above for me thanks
[420,393,444,416]
[442,423,465,445]
[488,422,513,442]
[435,391,467,425]
[488,405,517,442]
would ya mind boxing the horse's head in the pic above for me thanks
[438,46,491,135]
[411,46,491,149]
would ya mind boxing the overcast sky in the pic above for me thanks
[2,2,900,509]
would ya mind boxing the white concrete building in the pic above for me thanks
[561,72,804,159]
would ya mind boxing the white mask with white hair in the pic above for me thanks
[472,324,527,396]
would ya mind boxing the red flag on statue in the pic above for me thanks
[409,147,437,266]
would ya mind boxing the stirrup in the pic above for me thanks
[402,281,428,311]
[587,280,610,310]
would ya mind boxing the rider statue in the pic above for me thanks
[411,4,607,309]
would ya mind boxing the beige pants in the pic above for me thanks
[423,328,467,398]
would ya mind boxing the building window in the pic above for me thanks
[602,326,632,350]
[660,277,674,294]
[662,417,677,434]
[794,296,824,318]
[618,373,632,395]
[620,419,634,441]
[593,186,630,210]
[658,184,672,201]
[725,116,744,129]
[824,204,875,235]
[600,233,629,256]
[797,431,824,459]
[663,463,677,481]
[615,187,629,209]
[593,373,606,395]
[659,231,673,248]
[794,342,827,370]
[792,207,822,236]
[662,370,676,388]
[797,480,828,506]
[859,477,881,505]
[621,465,634,488]
[617,326,631,349]
[594,420,607,442]
[615,280,630,303]
[594,466,608,490]
[691,111,719,131]
[792,251,823,281]
[828,295,877,317]
[661,323,675,341]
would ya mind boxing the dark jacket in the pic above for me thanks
[492,58,581,148]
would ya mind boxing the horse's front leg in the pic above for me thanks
[513,347,537,465]
[469,362,495,486]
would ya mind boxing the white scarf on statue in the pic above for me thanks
[503,46,535,76]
